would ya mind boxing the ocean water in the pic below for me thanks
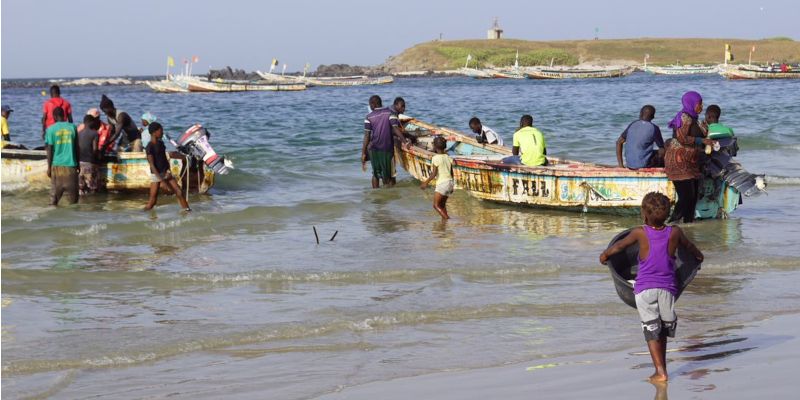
[2,75,800,399]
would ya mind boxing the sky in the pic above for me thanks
[1,0,797,78]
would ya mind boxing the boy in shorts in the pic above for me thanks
[599,192,704,382]
[420,136,454,220]
[144,122,190,211]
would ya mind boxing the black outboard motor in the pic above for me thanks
[171,124,232,175]
[703,137,765,197]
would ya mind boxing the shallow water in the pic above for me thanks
[2,75,800,399]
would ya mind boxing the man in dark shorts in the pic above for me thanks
[45,107,79,206]
[144,122,190,211]
[77,114,101,195]
[616,105,665,169]
[361,95,408,188]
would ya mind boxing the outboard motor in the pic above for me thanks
[171,124,232,175]
[703,137,766,197]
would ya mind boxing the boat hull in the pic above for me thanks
[396,119,740,217]
[719,65,800,79]
[185,77,307,92]
[524,66,635,79]
[145,80,189,93]
[1,149,214,193]
[647,65,719,75]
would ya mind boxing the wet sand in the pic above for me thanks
[315,313,798,399]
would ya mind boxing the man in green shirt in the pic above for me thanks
[703,105,735,139]
[45,107,80,205]
[510,114,548,166]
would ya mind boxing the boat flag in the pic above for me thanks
[752,45,756,52]
[282,64,287,75]
[167,56,175,67]
[725,44,734,63]
[192,55,200,63]
[467,54,472,61]
[270,58,278,73]
[303,63,311,77]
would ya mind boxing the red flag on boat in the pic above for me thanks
[192,56,200,63]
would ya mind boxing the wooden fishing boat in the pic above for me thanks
[646,65,719,75]
[605,228,702,308]
[1,149,214,193]
[184,77,307,92]
[719,64,800,79]
[458,68,493,79]
[524,66,635,79]
[255,71,306,84]
[304,75,394,87]
[487,68,526,79]
[145,79,189,93]
[395,118,744,217]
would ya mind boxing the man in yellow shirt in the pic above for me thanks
[510,114,547,166]
[1,105,12,146]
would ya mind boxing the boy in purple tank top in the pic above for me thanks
[600,192,704,383]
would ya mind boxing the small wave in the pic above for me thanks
[68,223,107,236]
[1,302,615,376]
[175,266,561,285]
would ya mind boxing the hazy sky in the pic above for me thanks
[1,0,797,78]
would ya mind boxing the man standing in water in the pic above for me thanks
[45,107,80,205]
[362,95,408,188]
[41,85,73,140]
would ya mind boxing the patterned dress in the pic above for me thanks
[664,113,702,181]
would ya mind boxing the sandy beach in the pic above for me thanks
[316,313,798,399]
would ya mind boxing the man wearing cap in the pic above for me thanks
[140,112,157,144]
[1,105,12,145]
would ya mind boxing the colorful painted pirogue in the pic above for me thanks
[645,65,719,75]
[1,149,214,193]
[719,65,800,79]
[395,119,762,218]
[256,71,394,87]
[524,66,636,79]
[183,77,307,92]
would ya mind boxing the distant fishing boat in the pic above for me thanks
[145,79,189,93]
[458,68,493,78]
[524,66,635,79]
[304,75,394,87]
[1,150,214,193]
[719,64,800,79]
[486,68,526,79]
[396,118,764,217]
[255,71,306,84]
[184,77,307,92]
[256,71,393,86]
[646,65,719,75]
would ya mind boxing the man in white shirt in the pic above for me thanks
[469,117,503,146]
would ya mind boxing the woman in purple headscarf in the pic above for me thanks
[664,91,713,223]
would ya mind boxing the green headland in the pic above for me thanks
[383,37,800,71]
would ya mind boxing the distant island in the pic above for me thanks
[381,37,800,72]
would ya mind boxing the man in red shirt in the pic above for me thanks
[41,85,73,139]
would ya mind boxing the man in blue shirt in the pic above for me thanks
[362,95,408,188]
[616,105,665,169]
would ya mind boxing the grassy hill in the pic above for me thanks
[383,38,800,71]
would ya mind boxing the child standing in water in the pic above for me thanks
[420,136,454,220]
[599,192,704,382]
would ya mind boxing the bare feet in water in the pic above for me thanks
[649,372,668,383]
